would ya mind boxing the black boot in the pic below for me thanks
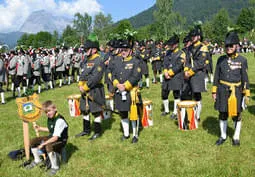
[75,119,90,138]
[215,137,226,146]
[89,122,101,141]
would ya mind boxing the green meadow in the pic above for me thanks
[0,53,254,177]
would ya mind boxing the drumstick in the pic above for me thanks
[32,122,40,137]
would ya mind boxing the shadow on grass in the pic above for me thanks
[65,143,78,163]
[248,105,255,115]
[202,116,219,137]
[5,93,16,102]
[102,115,116,133]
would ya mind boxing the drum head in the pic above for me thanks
[177,101,197,108]
[143,100,152,106]
[68,94,81,99]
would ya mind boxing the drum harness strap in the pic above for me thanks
[219,80,241,117]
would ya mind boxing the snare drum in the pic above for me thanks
[142,100,153,127]
[103,95,114,119]
[67,94,81,117]
[177,101,198,130]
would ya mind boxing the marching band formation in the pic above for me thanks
[0,27,251,175]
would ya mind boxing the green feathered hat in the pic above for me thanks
[225,27,239,45]
[84,33,99,50]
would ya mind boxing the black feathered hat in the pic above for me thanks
[189,26,203,37]
[167,34,179,45]
[225,31,239,45]
[107,39,115,47]
[139,40,146,47]
[84,33,99,50]
[118,39,133,49]
[183,34,191,43]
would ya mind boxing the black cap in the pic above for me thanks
[84,40,99,50]
[112,39,120,48]
[55,48,60,54]
[10,50,16,55]
[183,34,191,43]
[18,48,25,54]
[107,39,115,47]
[139,41,146,47]
[167,35,179,45]
[84,33,99,50]
[189,26,203,37]
[225,31,239,45]
[119,39,133,49]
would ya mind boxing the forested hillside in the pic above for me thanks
[128,0,250,28]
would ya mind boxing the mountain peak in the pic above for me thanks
[19,10,72,34]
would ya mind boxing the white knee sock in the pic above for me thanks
[11,83,14,91]
[146,78,149,87]
[173,99,180,115]
[210,74,214,83]
[59,79,62,87]
[159,74,163,83]
[121,118,129,137]
[163,99,169,113]
[48,152,59,170]
[233,121,241,140]
[49,81,53,89]
[68,76,71,85]
[131,120,138,137]
[31,148,41,163]
[23,87,26,93]
[38,86,41,93]
[17,87,21,97]
[1,92,5,104]
[109,99,114,111]
[204,78,208,91]
[197,101,202,119]
[83,115,90,121]
[220,120,227,139]
[94,116,102,123]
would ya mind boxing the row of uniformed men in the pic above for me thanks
[0,47,83,102]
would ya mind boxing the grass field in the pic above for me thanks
[0,53,254,177]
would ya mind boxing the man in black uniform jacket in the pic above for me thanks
[184,26,209,122]
[112,39,142,143]
[212,31,250,146]
[76,34,105,141]
[161,35,185,119]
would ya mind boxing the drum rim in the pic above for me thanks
[177,100,197,108]
[67,94,81,99]
[143,100,152,105]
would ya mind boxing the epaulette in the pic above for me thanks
[200,45,209,52]
[180,52,186,61]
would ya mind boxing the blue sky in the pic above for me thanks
[0,0,155,32]
[98,0,156,22]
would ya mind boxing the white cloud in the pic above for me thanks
[0,0,102,33]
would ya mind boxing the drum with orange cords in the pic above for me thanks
[177,101,198,130]
[141,100,153,128]
[67,94,81,117]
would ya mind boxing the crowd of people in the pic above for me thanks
[0,27,251,175]
[212,38,255,55]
